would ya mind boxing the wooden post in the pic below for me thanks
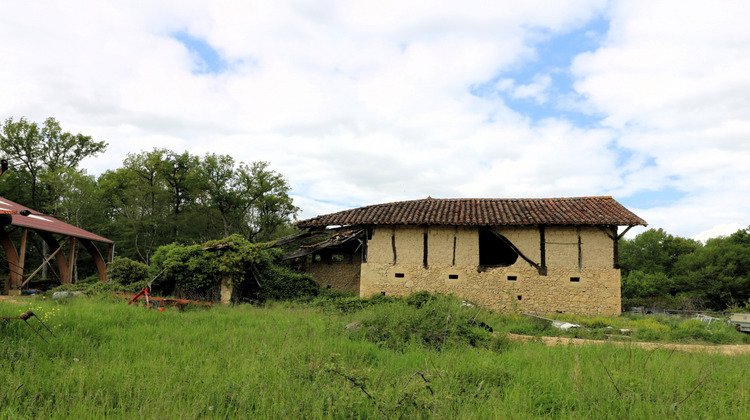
[67,237,77,284]
[18,229,27,288]
[0,231,18,294]
[539,225,547,275]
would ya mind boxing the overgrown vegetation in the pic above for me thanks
[2,295,750,418]
[107,235,317,303]
[620,226,750,310]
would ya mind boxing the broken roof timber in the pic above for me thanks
[281,230,364,261]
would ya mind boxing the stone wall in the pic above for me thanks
[358,225,621,316]
[306,252,361,294]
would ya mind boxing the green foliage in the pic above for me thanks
[619,226,750,310]
[95,149,297,264]
[673,226,750,309]
[106,257,149,287]
[148,235,318,302]
[155,244,218,298]
[347,294,497,352]
[2,298,749,418]
[257,262,318,302]
[622,270,672,298]
[0,116,107,212]
[619,228,700,278]
[310,289,392,313]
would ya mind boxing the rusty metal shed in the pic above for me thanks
[0,196,113,294]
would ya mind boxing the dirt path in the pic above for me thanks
[507,333,750,355]
[0,295,25,304]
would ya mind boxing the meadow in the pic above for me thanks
[2,293,750,419]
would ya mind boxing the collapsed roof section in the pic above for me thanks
[282,230,364,261]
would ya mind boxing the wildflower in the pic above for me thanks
[73,358,80,362]
[209,406,214,411]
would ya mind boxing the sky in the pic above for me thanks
[1,0,749,242]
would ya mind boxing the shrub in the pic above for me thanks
[107,257,149,287]
[148,235,321,303]
[258,262,318,302]
[348,293,496,352]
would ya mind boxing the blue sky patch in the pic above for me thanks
[173,32,227,74]
[620,187,687,209]
[471,14,610,127]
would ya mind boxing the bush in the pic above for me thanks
[147,235,322,303]
[258,263,318,302]
[107,257,149,287]
[311,289,393,313]
[347,293,496,352]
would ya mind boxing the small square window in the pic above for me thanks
[517,295,522,300]
[395,273,405,278]
[449,274,459,280]
[570,277,580,282]
[507,276,517,281]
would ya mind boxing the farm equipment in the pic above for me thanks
[729,313,750,333]
[125,287,212,310]
[1,310,56,343]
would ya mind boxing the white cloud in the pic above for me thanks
[0,0,748,240]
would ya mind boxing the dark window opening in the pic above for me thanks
[517,295,522,300]
[331,254,344,262]
[479,228,519,267]
[449,274,459,280]
[381,291,386,296]
[570,277,580,282]
[507,275,517,281]
[395,273,405,278]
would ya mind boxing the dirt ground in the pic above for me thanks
[0,295,25,304]
[508,333,750,355]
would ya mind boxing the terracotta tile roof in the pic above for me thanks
[0,196,113,244]
[296,196,647,228]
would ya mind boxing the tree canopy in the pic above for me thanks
[0,116,107,212]
[1,116,299,278]
[620,226,750,310]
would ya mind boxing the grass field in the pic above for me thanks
[2,294,750,419]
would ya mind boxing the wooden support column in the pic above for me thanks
[391,227,397,265]
[0,230,19,294]
[67,237,77,284]
[17,229,28,288]
[423,226,429,269]
[80,239,109,282]
[577,226,583,270]
[612,225,619,269]
[539,225,547,275]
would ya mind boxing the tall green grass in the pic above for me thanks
[2,295,750,418]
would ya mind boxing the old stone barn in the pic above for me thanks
[286,197,646,316]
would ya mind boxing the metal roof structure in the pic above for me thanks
[296,196,647,229]
[1,195,113,293]
[0,197,112,244]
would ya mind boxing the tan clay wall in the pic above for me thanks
[307,253,361,294]
[496,226,541,262]
[360,263,621,316]
[359,225,620,316]
[581,226,614,269]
